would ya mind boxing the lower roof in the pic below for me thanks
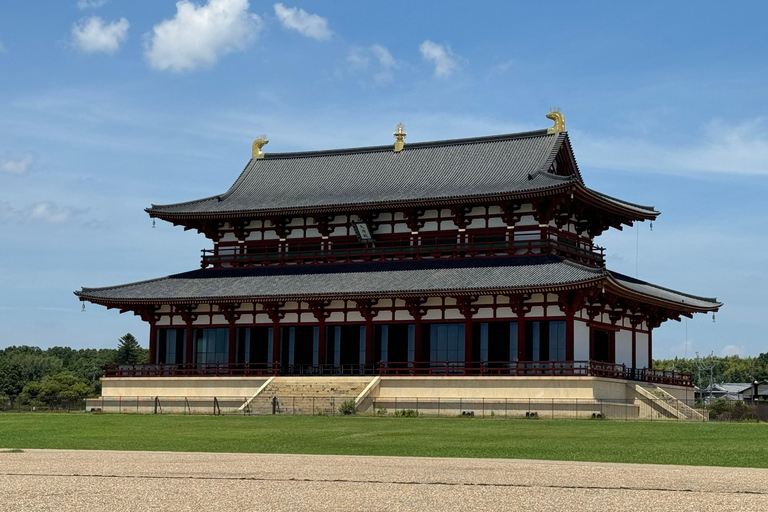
[75,256,721,312]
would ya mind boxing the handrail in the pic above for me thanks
[200,228,605,269]
[102,360,693,386]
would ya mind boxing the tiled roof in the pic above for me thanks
[608,272,722,310]
[146,130,656,217]
[76,256,719,311]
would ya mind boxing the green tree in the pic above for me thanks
[20,372,95,403]
[114,333,147,365]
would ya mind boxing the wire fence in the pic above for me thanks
[3,396,766,422]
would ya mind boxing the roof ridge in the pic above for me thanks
[259,129,552,160]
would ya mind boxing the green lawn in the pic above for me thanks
[0,414,765,467]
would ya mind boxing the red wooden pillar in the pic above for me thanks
[405,297,427,374]
[271,323,280,370]
[228,324,237,364]
[365,317,374,367]
[354,299,378,370]
[509,294,531,364]
[310,301,331,367]
[413,317,423,366]
[648,329,653,368]
[148,323,157,364]
[464,317,473,367]
[185,325,194,365]
[456,296,478,370]
[262,302,285,374]
[565,311,574,361]
[317,318,327,366]
[517,319,526,362]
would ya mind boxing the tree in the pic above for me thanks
[114,333,147,364]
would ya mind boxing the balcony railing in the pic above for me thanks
[201,231,605,269]
[103,360,692,387]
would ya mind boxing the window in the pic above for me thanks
[427,323,465,363]
[194,328,229,364]
[525,320,566,361]
[157,328,185,364]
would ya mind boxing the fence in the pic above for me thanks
[7,396,767,422]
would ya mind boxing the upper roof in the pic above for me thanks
[146,130,658,219]
[75,256,720,312]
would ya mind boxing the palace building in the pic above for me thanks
[76,113,721,418]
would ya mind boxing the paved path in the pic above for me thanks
[1,450,766,511]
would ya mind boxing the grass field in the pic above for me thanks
[0,414,765,468]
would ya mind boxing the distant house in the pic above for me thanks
[698,381,768,402]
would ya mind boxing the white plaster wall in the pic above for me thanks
[615,329,633,367]
[574,320,590,360]
[636,333,649,368]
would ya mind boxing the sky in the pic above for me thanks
[1,1,767,359]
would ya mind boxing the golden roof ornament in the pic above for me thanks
[546,108,565,134]
[252,135,269,159]
[393,123,406,152]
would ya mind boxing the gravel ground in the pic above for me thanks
[1,450,766,511]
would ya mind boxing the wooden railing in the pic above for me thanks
[201,231,605,269]
[103,360,693,386]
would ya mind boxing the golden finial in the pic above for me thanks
[393,123,406,152]
[546,108,565,134]
[252,135,269,159]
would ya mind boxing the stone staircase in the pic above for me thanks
[631,383,707,421]
[241,377,374,415]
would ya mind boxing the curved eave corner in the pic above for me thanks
[604,275,722,314]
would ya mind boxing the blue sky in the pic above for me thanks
[1,1,766,358]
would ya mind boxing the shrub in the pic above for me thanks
[394,409,418,418]
[339,399,356,415]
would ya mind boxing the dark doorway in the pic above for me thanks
[236,327,271,364]
[386,324,412,365]
[592,329,614,363]
[487,322,516,362]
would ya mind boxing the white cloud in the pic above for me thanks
[347,44,397,84]
[77,0,108,9]
[145,0,262,72]
[273,3,332,41]
[0,153,36,175]
[577,119,768,176]
[419,40,459,78]
[720,344,745,357]
[0,201,83,224]
[29,203,74,223]
[71,16,129,54]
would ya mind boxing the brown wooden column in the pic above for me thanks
[455,296,478,368]
[354,299,379,369]
[309,300,332,367]
[262,302,285,374]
